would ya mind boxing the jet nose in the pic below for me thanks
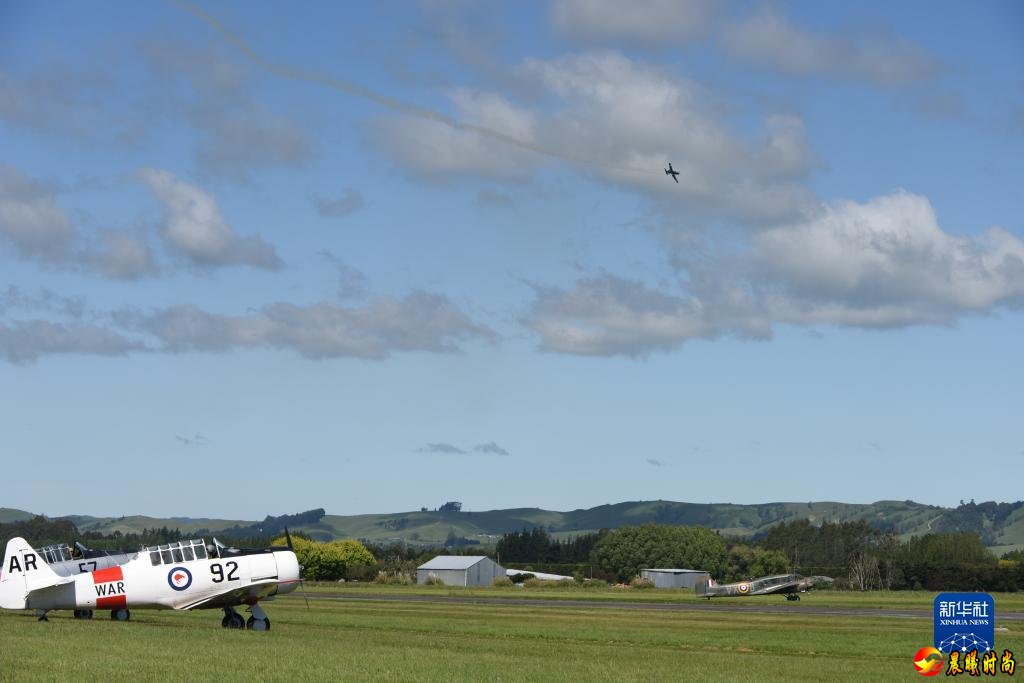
[275,551,301,595]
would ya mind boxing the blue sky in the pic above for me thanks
[1,1,1022,518]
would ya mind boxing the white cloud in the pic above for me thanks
[0,284,495,364]
[0,166,157,279]
[312,188,364,218]
[721,9,940,86]
[751,191,1024,324]
[375,52,816,223]
[140,168,282,270]
[473,442,510,456]
[373,88,540,180]
[0,166,75,261]
[525,192,1024,356]
[521,52,816,221]
[524,274,710,356]
[89,230,158,280]
[0,319,144,365]
[194,111,310,177]
[142,42,311,178]
[417,441,510,456]
[0,65,121,141]
[118,292,495,360]
[417,443,467,455]
[551,0,719,45]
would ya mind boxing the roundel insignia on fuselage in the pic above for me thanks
[738,582,750,594]
[168,566,193,591]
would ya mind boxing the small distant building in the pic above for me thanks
[417,555,505,586]
[640,568,710,589]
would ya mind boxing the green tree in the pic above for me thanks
[273,536,375,580]
[590,524,726,582]
[723,544,789,581]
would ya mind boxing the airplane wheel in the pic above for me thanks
[73,609,94,619]
[222,612,245,629]
[111,608,130,621]
[246,616,270,631]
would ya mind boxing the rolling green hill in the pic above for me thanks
[5,500,1022,553]
[63,514,251,536]
[292,500,952,546]
[0,508,34,524]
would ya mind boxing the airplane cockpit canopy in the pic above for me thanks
[145,539,211,566]
[37,543,74,564]
[750,574,801,591]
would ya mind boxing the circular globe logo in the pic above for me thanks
[167,566,193,591]
[913,647,943,676]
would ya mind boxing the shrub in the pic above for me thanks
[375,571,413,585]
[424,574,445,586]
[630,577,656,589]
[492,577,513,587]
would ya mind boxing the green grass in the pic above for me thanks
[308,583,1024,611]
[2,589,1021,681]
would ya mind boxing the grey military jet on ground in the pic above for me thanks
[664,162,679,183]
[695,573,833,601]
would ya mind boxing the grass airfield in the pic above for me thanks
[1,587,1022,682]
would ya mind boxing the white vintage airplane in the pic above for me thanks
[0,535,300,630]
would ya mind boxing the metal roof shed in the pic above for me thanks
[417,555,506,587]
[640,568,710,589]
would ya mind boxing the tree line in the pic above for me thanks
[493,521,1024,590]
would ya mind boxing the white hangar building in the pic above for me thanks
[417,556,506,587]
[640,568,710,589]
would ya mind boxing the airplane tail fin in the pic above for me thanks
[695,574,710,597]
[0,537,61,609]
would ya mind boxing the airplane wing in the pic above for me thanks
[175,579,287,610]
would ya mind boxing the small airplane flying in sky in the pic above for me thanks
[0,535,300,630]
[664,162,680,183]
[696,573,833,601]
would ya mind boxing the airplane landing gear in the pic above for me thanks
[245,604,271,631]
[786,594,800,601]
[221,607,245,629]
[73,609,94,619]
[111,608,131,621]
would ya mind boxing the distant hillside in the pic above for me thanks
[64,515,250,536]
[296,500,951,546]
[0,508,34,524]
[5,500,1022,553]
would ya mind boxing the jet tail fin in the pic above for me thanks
[0,537,62,609]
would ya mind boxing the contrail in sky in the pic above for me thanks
[168,0,660,177]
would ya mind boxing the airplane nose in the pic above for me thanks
[275,551,301,594]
